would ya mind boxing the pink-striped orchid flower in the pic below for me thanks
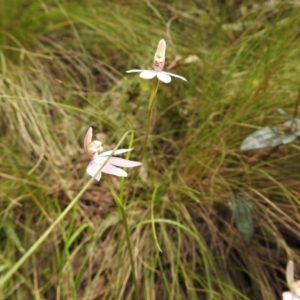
[84,128,142,181]
[282,261,300,300]
[126,39,187,84]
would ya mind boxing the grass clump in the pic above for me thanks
[1,0,300,299]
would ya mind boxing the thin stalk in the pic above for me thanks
[0,175,94,288]
[104,177,139,300]
[287,82,300,132]
[292,82,300,119]
[139,77,159,161]
[126,77,159,200]
[120,132,135,206]
[140,109,152,161]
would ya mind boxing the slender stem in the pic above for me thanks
[288,82,300,132]
[148,77,159,111]
[140,77,159,161]
[292,81,300,119]
[139,109,152,161]
[104,177,139,300]
[0,175,95,288]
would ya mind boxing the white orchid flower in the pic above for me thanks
[282,261,300,300]
[84,128,142,181]
[282,292,300,300]
[126,39,187,84]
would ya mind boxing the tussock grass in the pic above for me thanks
[1,0,300,299]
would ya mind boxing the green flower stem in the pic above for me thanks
[148,77,159,111]
[0,131,132,289]
[140,77,159,161]
[0,175,95,288]
[104,177,139,300]
[292,82,300,119]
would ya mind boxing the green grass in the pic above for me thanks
[1,0,300,299]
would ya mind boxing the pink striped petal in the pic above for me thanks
[157,72,171,83]
[108,157,142,168]
[140,70,157,79]
[102,163,128,177]
[153,39,166,71]
[84,127,93,153]
[163,71,187,81]
[99,149,133,157]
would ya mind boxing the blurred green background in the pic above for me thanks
[0,0,300,299]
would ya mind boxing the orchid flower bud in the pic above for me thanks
[153,39,166,72]
[84,127,103,159]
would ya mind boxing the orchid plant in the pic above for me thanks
[84,127,142,181]
[282,260,300,300]
[126,39,187,83]
[84,127,141,298]
[126,39,187,163]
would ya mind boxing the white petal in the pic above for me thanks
[84,127,93,153]
[157,72,172,83]
[163,71,187,81]
[86,158,106,181]
[99,149,133,157]
[102,163,128,177]
[109,157,142,168]
[140,70,157,79]
[126,69,145,73]
[282,291,300,300]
